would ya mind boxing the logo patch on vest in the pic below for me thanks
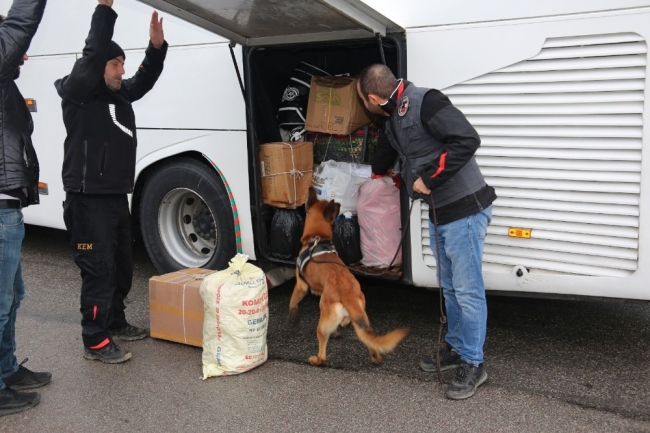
[398,96,409,117]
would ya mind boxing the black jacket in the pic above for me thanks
[0,0,47,206]
[54,5,167,194]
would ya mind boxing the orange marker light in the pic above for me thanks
[38,182,48,195]
[25,99,37,112]
[508,228,532,239]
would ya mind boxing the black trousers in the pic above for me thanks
[63,192,133,348]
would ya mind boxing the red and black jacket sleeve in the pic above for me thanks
[418,89,481,190]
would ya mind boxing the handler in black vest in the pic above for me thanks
[357,64,496,400]
[54,0,167,364]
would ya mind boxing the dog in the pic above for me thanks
[289,187,409,366]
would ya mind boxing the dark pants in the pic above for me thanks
[63,192,133,348]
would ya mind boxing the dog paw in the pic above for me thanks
[370,353,383,365]
[331,331,341,339]
[309,356,324,366]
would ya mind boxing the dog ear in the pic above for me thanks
[306,186,319,212]
[323,200,341,224]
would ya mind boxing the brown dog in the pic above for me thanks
[289,187,409,366]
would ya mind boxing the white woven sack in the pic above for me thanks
[199,254,268,378]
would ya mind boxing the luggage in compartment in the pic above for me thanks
[332,213,362,265]
[277,61,331,142]
[259,141,314,208]
[312,160,372,214]
[249,36,402,278]
[358,176,403,268]
[306,126,380,164]
[268,208,305,260]
[305,76,372,135]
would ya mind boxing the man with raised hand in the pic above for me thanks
[55,0,167,364]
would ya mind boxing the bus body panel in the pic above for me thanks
[408,7,650,300]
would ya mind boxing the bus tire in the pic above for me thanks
[139,157,237,273]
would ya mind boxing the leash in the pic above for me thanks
[423,192,448,384]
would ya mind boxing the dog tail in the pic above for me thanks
[348,305,409,354]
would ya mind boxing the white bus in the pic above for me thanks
[7,0,650,301]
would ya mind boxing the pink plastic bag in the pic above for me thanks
[357,176,402,267]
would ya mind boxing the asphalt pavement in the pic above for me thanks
[0,225,649,432]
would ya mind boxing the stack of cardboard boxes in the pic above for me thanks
[260,76,372,209]
[260,76,373,262]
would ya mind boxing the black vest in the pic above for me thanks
[385,84,486,207]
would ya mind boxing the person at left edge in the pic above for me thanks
[0,0,52,417]
[54,0,168,364]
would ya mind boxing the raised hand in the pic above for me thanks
[150,11,164,49]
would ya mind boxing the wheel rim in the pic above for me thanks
[157,188,218,267]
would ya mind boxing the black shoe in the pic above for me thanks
[419,343,461,372]
[445,361,488,400]
[3,359,52,390]
[84,341,132,364]
[0,387,40,416]
[110,324,149,341]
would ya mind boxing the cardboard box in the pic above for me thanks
[305,76,372,135]
[149,268,215,347]
[259,141,313,208]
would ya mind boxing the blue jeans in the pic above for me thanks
[0,209,25,390]
[429,206,492,365]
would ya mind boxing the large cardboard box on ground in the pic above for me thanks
[149,268,214,347]
[260,141,313,208]
[305,76,372,135]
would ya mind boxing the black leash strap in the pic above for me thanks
[424,193,448,384]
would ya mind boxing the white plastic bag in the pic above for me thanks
[312,160,372,214]
[199,254,268,378]
[358,177,402,267]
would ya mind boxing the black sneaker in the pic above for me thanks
[419,343,461,372]
[0,387,40,416]
[84,341,132,364]
[3,359,52,390]
[110,324,149,341]
[445,361,488,400]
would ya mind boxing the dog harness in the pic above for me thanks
[296,236,338,282]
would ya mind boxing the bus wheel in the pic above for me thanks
[139,157,237,273]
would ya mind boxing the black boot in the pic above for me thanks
[0,387,40,416]
[110,323,149,341]
[84,340,132,364]
[445,361,488,400]
[419,343,461,372]
[3,359,52,390]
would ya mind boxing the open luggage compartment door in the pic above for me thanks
[136,0,402,46]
